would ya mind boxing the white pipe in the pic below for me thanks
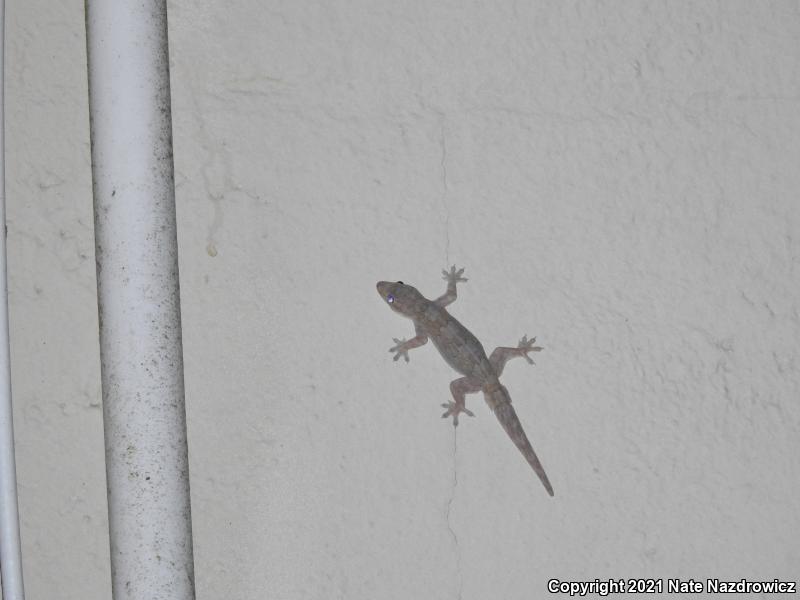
[84,1,195,598]
[0,0,26,596]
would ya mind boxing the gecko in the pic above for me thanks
[376,266,554,497]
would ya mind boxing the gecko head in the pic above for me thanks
[376,281,422,318]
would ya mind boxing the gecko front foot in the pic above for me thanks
[442,265,468,285]
[440,402,475,427]
[389,338,411,362]
[518,334,544,365]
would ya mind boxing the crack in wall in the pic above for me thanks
[439,118,451,267]
[445,430,463,600]
[416,95,452,266]
[205,192,224,257]
[184,78,228,259]
[436,108,460,598]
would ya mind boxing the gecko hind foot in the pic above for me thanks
[440,402,475,427]
[389,338,410,362]
[518,334,544,365]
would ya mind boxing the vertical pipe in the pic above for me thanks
[0,0,26,596]
[84,1,195,599]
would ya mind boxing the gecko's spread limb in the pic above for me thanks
[435,266,467,307]
[442,265,468,284]
[489,335,544,376]
[440,402,475,427]
[389,338,410,362]
[518,334,544,365]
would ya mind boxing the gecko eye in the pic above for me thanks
[387,294,394,304]
[396,281,403,284]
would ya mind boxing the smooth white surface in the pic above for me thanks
[85,0,194,598]
[0,0,26,596]
[7,2,800,599]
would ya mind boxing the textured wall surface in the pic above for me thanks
[6,1,800,599]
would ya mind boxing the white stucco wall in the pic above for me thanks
[6,1,799,599]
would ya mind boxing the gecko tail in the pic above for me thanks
[491,394,554,497]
